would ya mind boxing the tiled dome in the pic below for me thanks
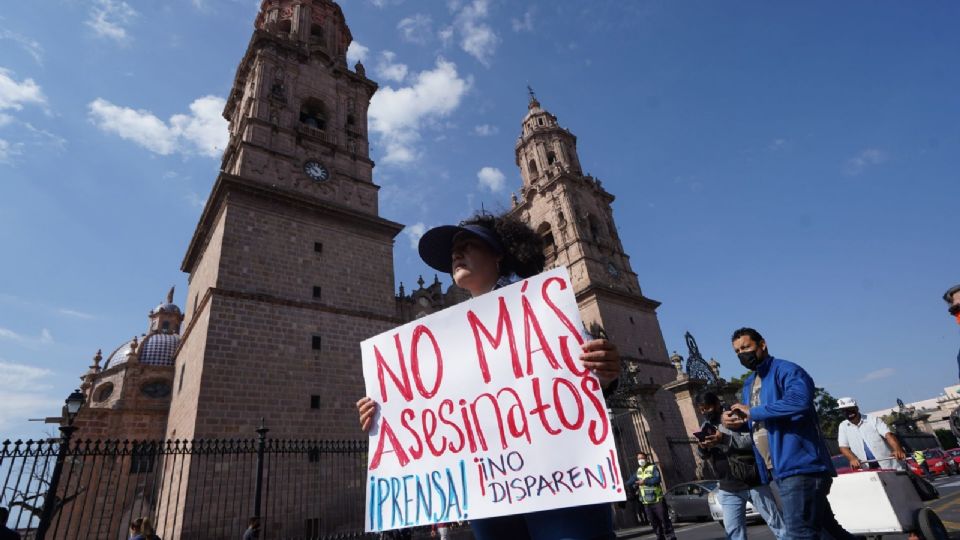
[139,333,179,366]
[102,333,179,369]
[151,302,182,316]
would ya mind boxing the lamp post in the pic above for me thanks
[35,389,85,540]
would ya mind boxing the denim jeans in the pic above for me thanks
[716,484,786,540]
[776,474,856,540]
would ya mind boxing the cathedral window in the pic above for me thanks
[310,395,321,409]
[314,242,324,254]
[537,222,556,264]
[94,383,114,403]
[310,23,324,40]
[312,335,322,350]
[528,159,538,176]
[547,151,557,166]
[588,215,602,241]
[299,98,327,131]
[537,117,544,126]
[162,320,170,332]
[346,113,356,127]
[313,286,322,299]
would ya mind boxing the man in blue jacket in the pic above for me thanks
[945,284,960,380]
[721,327,856,540]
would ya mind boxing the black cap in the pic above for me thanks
[945,284,960,303]
[418,223,504,274]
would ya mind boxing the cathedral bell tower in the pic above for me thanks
[169,0,403,443]
[509,91,695,485]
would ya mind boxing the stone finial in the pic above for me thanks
[398,282,405,296]
[91,349,103,372]
[126,336,140,363]
[355,61,366,77]
[511,193,518,207]
[708,357,721,380]
[669,351,684,377]
[527,84,540,109]
[433,274,440,285]
[166,286,175,304]
[417,275,425,288]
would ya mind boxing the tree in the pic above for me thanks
[815,387,845,438]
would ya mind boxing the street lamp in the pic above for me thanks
[35,389,85,540]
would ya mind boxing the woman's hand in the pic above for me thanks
[580,339,620,388]
[356,396,378,432]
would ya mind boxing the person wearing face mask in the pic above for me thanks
[836,397,905,471]
[721,327,856,540]
[694,392,785,540]
[625,452,675,540]
[944,284,960,381]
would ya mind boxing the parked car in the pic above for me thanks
[944,448,960,469]
[707,485,763,526]
[664,480,718,522]
[906,449,957,477]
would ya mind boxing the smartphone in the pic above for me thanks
[693,423,717,441]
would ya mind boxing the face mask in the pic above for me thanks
[638,459,647,467]
[738,350,762,370]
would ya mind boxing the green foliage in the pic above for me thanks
[935,429,958,450]
[814,387,845,438]
[728,371,751,390]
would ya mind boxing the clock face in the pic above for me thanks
[304,160,329,181]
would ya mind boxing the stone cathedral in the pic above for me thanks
[66,0,703,536]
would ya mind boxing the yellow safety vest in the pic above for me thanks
[914,450,925,464]
[637,464,663,504]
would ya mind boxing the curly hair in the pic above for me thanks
[460,212,545,279]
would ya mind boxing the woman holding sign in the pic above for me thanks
[357,212,622,540]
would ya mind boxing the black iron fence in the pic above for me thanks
[0,428,370,540]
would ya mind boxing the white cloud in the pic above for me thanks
[0,327,53,346]
[86,0,138,43]
[88,95,228,158]
[477,166,505,192]
[438,26,454,47]
[375,51,409,83]
[398,14,432,45]
[58,308,95,320]
[0,113,13,127]
[473,124,498,136]
[0,361,59,430]
[369,58,470,165]
[404,222,427,249]
[0,138,19,163]
[0,68,46,112]
[860,367,895,382]
[347,41,370,65]
[511,9,534,32]
[371,0,403,6]
[843,148,887,176]
[454,0,499,66]
[186,191,207,208]
[768,138,787,151]
[0,28,44,65]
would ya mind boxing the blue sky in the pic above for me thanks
[1,0,958,441]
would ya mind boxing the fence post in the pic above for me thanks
[36,424,77,540]
[253,419,269,521]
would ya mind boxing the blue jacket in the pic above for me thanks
[742,355,835,483]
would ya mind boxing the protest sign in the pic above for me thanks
[360,267,624,532]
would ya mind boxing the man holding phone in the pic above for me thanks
[721,327,856,540]
[695,391,784,540]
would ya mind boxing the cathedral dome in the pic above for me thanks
[102,333,180,369]
[151,302,182,316]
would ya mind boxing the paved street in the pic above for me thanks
[617,475,960,540]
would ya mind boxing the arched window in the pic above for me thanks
[588,215,602,241]
[299,98,327,131]
[528,159,538,176]
[310,23,324,40]
[547,151,557,166]
[537,222,556,263]
[278,19,292,35]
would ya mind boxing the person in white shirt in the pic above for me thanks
[836,397,906,470]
